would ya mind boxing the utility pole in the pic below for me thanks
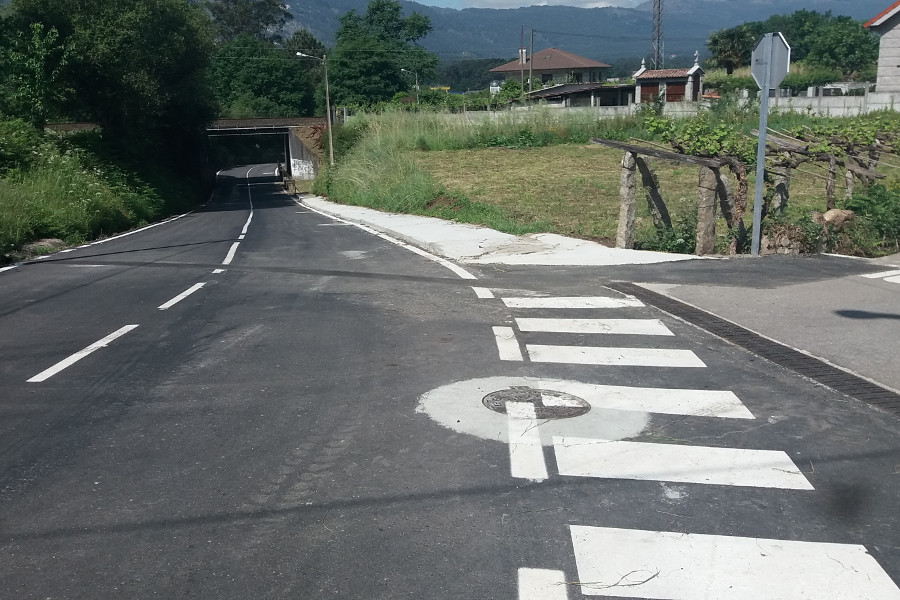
[651,0,663,69]
[529,29,534,93]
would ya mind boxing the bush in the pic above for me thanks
[843,184,900,254]
[635,212,697,254]
[0,118,46,172]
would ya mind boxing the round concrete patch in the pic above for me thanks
[416,376,649,445]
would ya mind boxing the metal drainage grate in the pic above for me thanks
[608,281,900,416]
[483,386,591,419]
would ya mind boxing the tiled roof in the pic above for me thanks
[490,48,610,73]
[636,68,692,80]
[865,0,900,28]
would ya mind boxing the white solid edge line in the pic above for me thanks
[158,282,206,310]
[493,326,524,361]
[28,325,139,383]
[502,297,645,309]
[299,200,478,280]
[472,286,494,298]
[884,274,900,283]
[518,568,568,600]
[222,242,241,265]
[0,265,17,273]
[507,402,548,481]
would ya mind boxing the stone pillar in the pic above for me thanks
[696,166,718,255]
[617,152,638,249]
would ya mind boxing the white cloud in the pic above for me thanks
[461,0,643,7]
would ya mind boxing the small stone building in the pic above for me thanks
[633,56,704,103]
[865,1,900,92]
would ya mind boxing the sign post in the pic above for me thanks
[750,32,791,256]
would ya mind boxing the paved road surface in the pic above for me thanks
[2,165,899,599]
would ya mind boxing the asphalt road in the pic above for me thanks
[2,164,899,599]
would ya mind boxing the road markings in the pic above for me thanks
[222,242,241,265]
[472,286,494,298]
[516,318,674,336]
[212,268,225,274]
[554,436,813,489]
[861,268,900,279]
[300,201,478,280]
[0,265,18,273]
[518,568,568,600]
[27,325,139,383]
[158,282,206,310]
[493,326,524,361]
[569,526,900,599]
[507,402,549,481]
[503,296,644,309]
[526,345,706,367]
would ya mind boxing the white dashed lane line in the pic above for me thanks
[27,325,139,383]
[158,282,206,310]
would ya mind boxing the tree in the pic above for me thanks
[212,34,314,118]
[706,25,756,75]
[806,18,878,79]
[329,0,438,107]
[11,0,217,162]
[5,22,67,128]
[204,0,292,43]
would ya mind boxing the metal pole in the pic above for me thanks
[529,29,534,93]
[324,54,334,167]
[751,35,772,256]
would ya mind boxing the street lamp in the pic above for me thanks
[297,52,334,167]
[401,68,419,105]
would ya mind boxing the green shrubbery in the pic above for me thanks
[0,120,198,263]
[843,184,900,254]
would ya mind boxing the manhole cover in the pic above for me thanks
[482,386,590,419]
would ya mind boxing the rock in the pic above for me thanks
[823,209,854,230]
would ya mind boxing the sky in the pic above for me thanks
[416,0,645,8]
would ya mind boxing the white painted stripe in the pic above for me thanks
[158,282,206,310]
[222,242,241,265]
[0,265,17,273]
[570,526,900,599]
[536,381,753,419]
[472,286,494,299]
[516,318,674,336]
[554,436,813,489]
[518,568,568,600]
[527,345,706,368]
[238,234,246,240]
[885,274,900,284]
[503,297,644,309]
[28,325,139,383]
[299,202,479,280]
[493,326,524,361]
[212,268,225,274]
[507,402,548,481]
[861,268,900,278]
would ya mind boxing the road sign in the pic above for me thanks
[752,32,791,90]
[750,32,791,256]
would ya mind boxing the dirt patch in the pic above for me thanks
[425,195,463,211]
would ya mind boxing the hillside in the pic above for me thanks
[288,0,889,62]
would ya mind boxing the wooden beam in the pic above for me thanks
[591,138,725,168]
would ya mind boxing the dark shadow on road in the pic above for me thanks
[835,309,900,320]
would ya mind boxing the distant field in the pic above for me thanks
[407,142,857,249]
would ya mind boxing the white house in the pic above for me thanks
[865,1,900,92]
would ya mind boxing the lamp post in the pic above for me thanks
[401,68,419,104]
[297,52,334,167]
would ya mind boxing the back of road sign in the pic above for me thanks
[751,33,791,90]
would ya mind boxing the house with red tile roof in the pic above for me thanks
[865,1,900,92]
[489,47,611,86]
[633,55,704,104]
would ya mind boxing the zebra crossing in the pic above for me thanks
[472,286,900,600]
[861,268,900,285]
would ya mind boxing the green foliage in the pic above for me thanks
[204,0,292,43]
[805,17,878,78]
[635,212,697,254]
[661,113,756,163]
[330,0,438,108]
[212,34,314,118]
[496,79,523,105]
[706,25,756,75]
[439,58,509,92]
[843,184,900,253]
[5,22,67,128]
[0,117,45,172]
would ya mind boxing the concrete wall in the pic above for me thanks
[288,127,318,180]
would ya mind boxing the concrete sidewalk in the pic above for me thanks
[302,196,900,393]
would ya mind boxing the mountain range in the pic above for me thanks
[287,0,890,63]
